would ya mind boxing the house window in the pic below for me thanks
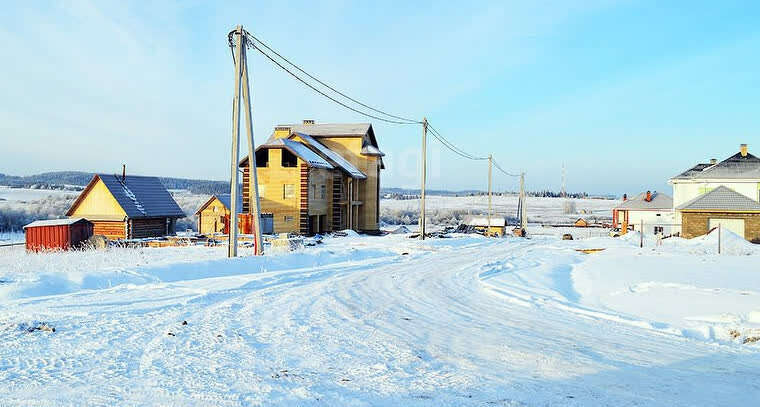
[281,150,298,167]
[255,150,269,167]
[284,216,294,222]
[310,184,317,199]
[320,184,326,199]
[283,184,295,199]
[654,226,664,234]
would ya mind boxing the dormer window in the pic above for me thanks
[281,149,298,167]
[255,149,269,167]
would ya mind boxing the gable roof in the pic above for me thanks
[24,218,92,229]
[291,133,367,179]
[673,152,760,180]
[270,122,385,169]
[677,186,760,212]
[66,174,185,219]
[195,194,243,215]
[615,192,673,210]
[277,123,372,138]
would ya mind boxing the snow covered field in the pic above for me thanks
[0,186,78,203]
[1,230,758,406]
[381,195,618,225]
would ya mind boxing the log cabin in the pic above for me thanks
[66,173,185,240]
[239,121,383,235]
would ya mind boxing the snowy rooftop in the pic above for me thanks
[23,217,91,229]
[291,133,367,179]
[260,138,334,169]
[277,123,371,137]
[677,186,760,211]
[615,191,673,210]
[673,147,760,180]
[461,215,506,227]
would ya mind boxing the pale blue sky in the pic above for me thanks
[1,1,758,195]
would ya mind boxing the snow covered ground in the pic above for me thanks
[1,231,759,406]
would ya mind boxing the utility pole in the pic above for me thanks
[488,154,492,237]
[228,25,244,258]
[240,31,264,256]
[519,173,527,231]
[228,25,264,257]
[420,117,427,240]
[561,163,566,198]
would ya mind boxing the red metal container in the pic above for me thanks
[24,218,94,252]
[223,214,254,234]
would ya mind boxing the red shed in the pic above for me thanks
[24,218,94,252]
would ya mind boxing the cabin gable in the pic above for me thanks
[68,177,126,219]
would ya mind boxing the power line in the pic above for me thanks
[491,158,521,177]
[230,30,523,176]
[246,33,421,125]
[426,124,488,161]
[229,30,421,125]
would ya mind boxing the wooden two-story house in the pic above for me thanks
[239,121,383,235]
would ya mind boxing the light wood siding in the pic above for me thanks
[69,178,126,219]
[93,221,126,240]
[308,168,332,217]
[245,148,303,234]
[197,197,229,234]
[245,128,382,234]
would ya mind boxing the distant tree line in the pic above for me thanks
[0,171,230,195]
[381,188,591,200]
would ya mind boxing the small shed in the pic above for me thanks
[195,194,274,235]
[574,218,589,227]
[24,218,94,252]
[461,215,507,237]
[195,194,242,234]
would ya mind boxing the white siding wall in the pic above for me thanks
[628,210,676,235]
[672,180,760,208]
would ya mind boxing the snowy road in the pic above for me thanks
[1,235,759,406]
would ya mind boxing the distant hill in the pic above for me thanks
[0,172,608,199]
[0,171,229,196]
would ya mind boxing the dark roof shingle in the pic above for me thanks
[95,174,185,218]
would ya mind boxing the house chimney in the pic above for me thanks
[710,158,717,165]
[122,164,126,182]
[302,119,315,125]
[646,190,651,202]
[740,144,748,157]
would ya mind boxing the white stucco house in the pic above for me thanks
[668,144,760,239]
[613,191,675,236]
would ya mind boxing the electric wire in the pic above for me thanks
[245,32,421,125]
[426,124,489,161]
[228,29,523,176]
